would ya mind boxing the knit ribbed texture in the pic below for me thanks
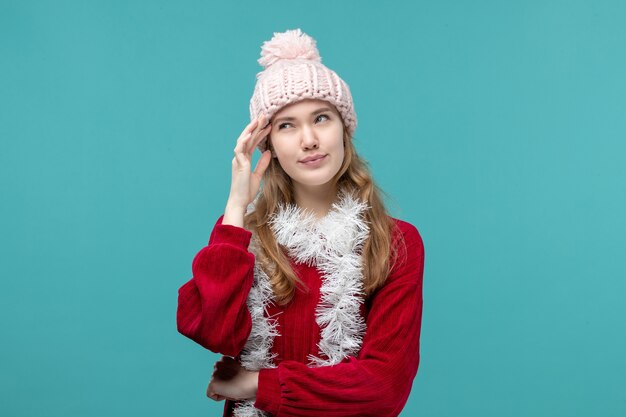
[177,214,425,417]
[249,29,357,153]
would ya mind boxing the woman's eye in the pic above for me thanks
[278,115,329,130]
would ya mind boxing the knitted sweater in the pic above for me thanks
[177,213,425,417]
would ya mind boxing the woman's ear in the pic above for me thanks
[267,138,277,158]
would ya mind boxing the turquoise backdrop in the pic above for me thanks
[1,1,625,416]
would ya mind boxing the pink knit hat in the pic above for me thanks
[249,28,358,153]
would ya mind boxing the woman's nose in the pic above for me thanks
[301,126,319,149]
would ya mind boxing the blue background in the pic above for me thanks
[1,1,625,416]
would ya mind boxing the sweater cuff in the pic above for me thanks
[254,367,281,416]
[209,216,252,249]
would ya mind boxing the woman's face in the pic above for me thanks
[267,99,345,188]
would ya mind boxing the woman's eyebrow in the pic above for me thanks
[272,107,333,124]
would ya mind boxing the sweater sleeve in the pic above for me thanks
[176,214,255,357]
[253,221,425,417]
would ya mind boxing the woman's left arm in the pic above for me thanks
[253,223,425,417]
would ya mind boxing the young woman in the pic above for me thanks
[177,28,425,417]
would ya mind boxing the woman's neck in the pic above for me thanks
[293,183,338,220]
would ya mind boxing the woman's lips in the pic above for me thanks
[299,154,327,167]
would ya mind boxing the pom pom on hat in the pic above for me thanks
[258,28,322,69]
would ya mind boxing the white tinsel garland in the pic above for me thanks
[233,188,370,417]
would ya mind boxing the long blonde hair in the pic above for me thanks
[244,124,407,306]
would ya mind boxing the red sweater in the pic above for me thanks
[177,214,425,417]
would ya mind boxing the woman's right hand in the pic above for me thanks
[227,114,273,210]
